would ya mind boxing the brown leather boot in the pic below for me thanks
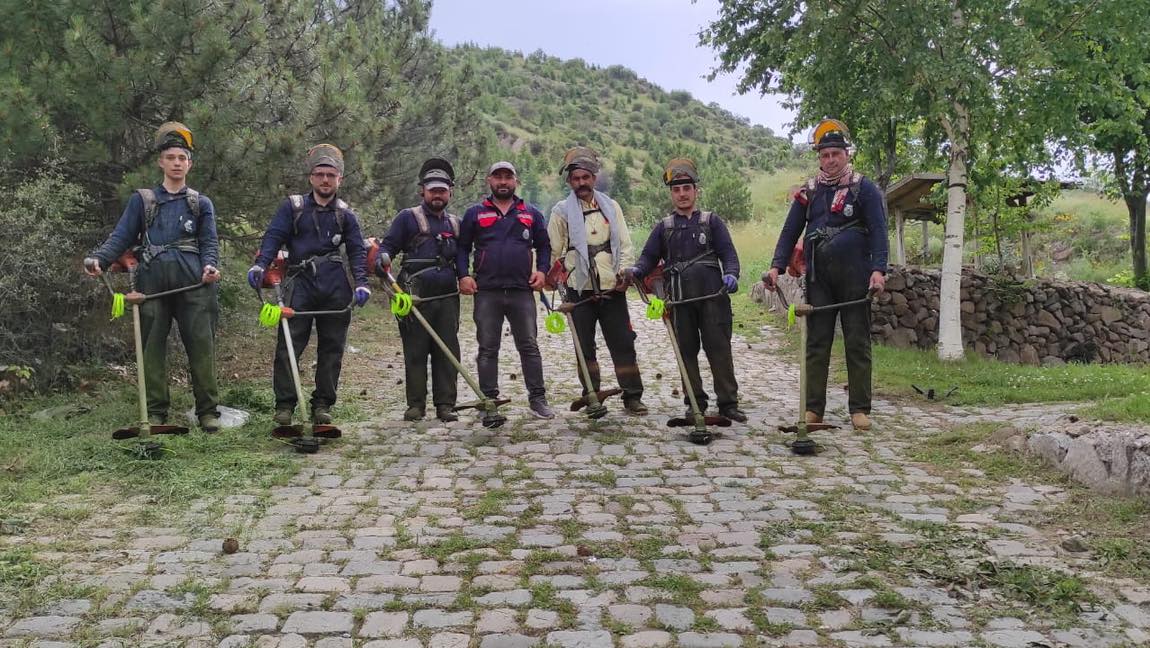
[851,412,872,431]
[804,411,823,424]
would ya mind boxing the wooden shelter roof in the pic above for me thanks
[885,173,945,222]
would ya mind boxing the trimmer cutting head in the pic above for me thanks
[570,389,622,412]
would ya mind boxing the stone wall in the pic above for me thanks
[872,267,1150,365]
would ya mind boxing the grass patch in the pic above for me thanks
[1079,392,1150,424]
[645,573,703,605]
[862,345,1150,411]
[0,386,300,516]
[907,422,1055,483]
[464,489,512,520]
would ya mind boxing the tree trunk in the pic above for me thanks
[938,106,970,361]
[1127,190,1149,290]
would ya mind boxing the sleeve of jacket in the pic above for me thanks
[860,179,890,273]
[632,222,664,278]
[612,199,635,268]
[547,202,568,268]
[770,198,808,272]
[710,215,740,279]
[531,206,551,272]
[254,199,294,269]
[456,206,477,279]
[91,192,145,267]
[380,209,413,259]
[342,210,369,288]
[196,195,220,269]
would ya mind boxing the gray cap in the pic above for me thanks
[487,160,517,176]
[420,168,453,190]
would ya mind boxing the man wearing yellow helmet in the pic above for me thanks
[763,120,888,431]
[84,122,223,432]
[624,158,746,423]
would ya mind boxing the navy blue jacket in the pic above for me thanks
[92,185,219,284]
[457,195,550,290]
[634,210,740,298]
[771,176,888,276]
[254,193,368,302]
[380,203,459,296]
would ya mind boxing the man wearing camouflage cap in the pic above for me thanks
[377,158,463,423]
[84,122,223,432]
[763,120,888,431]
[624,158,746,423]
[548,147,647,415]
[249,144,370,427]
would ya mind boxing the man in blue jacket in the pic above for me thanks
[624,158,746,423]
[378,158,462,423]
[763,123,888,431]
[457,161,553,425]
[84,122,222,432]
[248,144,370,427]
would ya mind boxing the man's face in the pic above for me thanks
[670,181,698,213]
[310,166,342,199]
[567,168,596,200]
[422,186,451,211]
[487,169,517,199]
[818,147,849,175]
[157,148,192,181]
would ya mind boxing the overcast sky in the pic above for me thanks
[428,0,797,140]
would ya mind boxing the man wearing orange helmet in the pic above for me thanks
[763,120,888,431]
[84,122,223,432]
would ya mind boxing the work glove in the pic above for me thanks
[247,265,265,289]
[722,274,738,293]
[354,286,371,307]
[83,257,102,276]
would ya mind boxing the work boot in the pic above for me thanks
[403,406,425,421]
[147,414,167,426]
[436,405,458,422]
[805,411,823,424]
[851,412,872,431]
[719,406,748,423]
[623,399,649,416]
[199,414,221,434]
[529,398,555,420]
[312,407,333,425]
[274,408,294,425]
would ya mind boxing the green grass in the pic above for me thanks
[0,382,301,517]
[1079,392,1150,424]
[861,345,1150,410]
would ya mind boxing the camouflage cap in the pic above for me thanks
[154,121,193,152]
[306,143,344,174]
[663,157,699,186]
[560,146,600,176]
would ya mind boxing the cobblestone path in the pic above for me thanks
[4,298,1149,647]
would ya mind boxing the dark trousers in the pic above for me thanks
[806,259,872,416]
[273,284,351,411]
[565,289,643,402]
[138,266,220,419]
[399,296,460,410]
[669,293,738,411]
[473,289,545,402]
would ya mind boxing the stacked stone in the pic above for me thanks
[872,266,1150,365]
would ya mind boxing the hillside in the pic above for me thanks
[449,45,798,222]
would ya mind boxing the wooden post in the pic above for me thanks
[921,218,929,264]
[895,208,906,265]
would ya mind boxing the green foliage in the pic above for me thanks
[0,0,489,229]
[0,168,104,388]
[702,172,754,222]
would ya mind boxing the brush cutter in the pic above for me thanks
[539,291,618,419]
[769,282,876,455]
[631,267,732,445]
[368,241,509,429]
[252,252,345,452]
[96,252,207,451]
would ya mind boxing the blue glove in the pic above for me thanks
[354,286,371,307]
[247,265,264,289]
[722,274,738,293]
